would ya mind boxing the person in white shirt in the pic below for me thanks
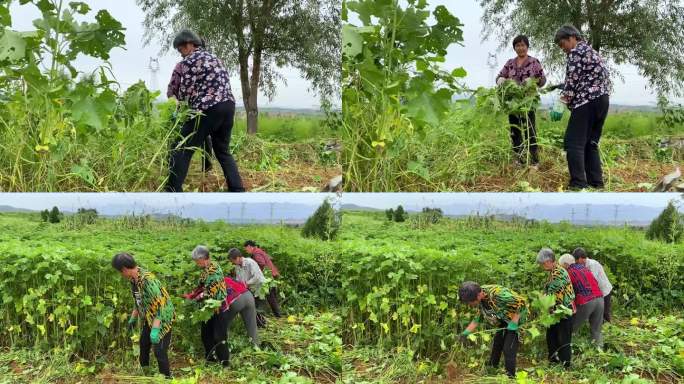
[573,248,613,322]
[228,248,268,327]
[229,248,265,295]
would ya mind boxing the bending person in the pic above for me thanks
[166,29,244,192]
[112,253,175,378]
[558,254,604,347]
[185,245,230,367]
[555,25,611,190]
[244,240,282,317]
[572,247,613,322]
[496,35,546,167]
[224,276,259,347]
[537,248,576,368]
[459,282,528,378]
[229,248,267,327]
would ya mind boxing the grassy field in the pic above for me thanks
[344,102,682,192]
[0,108,341,193]
[0,210,681,383]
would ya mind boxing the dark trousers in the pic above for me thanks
[509,111,539,164]
[546,316,572,368]
[202,136,213,172]
[564,95,609,189]
[489,323,519,377]
[166,100,244,192]
[261,287,282,317]
[603,292,612,322]
[201,311,230,366]
[140,323,172,378]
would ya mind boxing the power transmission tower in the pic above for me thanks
[148,57,160,91]
[486,52,498,85]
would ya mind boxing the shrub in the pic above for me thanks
[646,201,683,243]
[302,199,341,240]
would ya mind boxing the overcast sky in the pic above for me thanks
[350,0,683,106]
[2,192,678,211]
[9,0,325,109]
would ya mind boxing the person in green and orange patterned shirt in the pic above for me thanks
[537,248,575,368]
[459,282,528,378]
[184,245,230,367]
[112,252,175,378]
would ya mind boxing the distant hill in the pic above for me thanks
[341,204,381,212]
[0,205,34,213]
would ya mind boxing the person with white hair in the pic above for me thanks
[537,248,575,368]
[183,245,230,367]
[572,247,613,322]
[558,254,604,347]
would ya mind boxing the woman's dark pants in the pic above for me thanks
[564,95,609,189]
[489,321,519,377]
[166,100,244,192]
[140,323,172,378]
[509,111,539,165]
[201,311,230,366]
[546,315,573,368]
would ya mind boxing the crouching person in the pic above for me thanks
[459,282,528,378]
[185,245,230,367]
[112,252,175,378]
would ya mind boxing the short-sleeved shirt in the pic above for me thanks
[167,48,235,112]
[250,247,280,278]
[544,265,576,311]
[584,258,612,296]
[131,267,175,338]
[497,56,546,87]
[199,261,227,303]
[561,41,611,110]
[474,285,529,326]
[566,264,603,306]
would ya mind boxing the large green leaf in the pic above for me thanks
[0,28,29,62]
[342,24,362,58]
[69,85,117,131]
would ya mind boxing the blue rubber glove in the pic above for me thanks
[150,327,161,344]
[506,322,519,332]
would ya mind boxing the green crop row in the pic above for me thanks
[0,212,681,363]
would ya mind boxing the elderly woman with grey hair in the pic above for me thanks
[537,248,575,368]
[183,245,230,366]
[165,29,244,192]
[554,25,611,190]
[558,254,604,347]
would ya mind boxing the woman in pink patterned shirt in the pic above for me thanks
[496,35,546,168]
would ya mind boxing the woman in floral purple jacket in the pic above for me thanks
[496,35,546,168]
[165,30,244,192]
[555,25,611,190]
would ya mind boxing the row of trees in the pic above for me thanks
[40,207,98,225]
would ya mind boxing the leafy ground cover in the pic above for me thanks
[0,210,681,383]
[341,0,683,192]
[0,1,340,192]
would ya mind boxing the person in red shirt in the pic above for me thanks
[244,240,282,317]
[558,254,604,347]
